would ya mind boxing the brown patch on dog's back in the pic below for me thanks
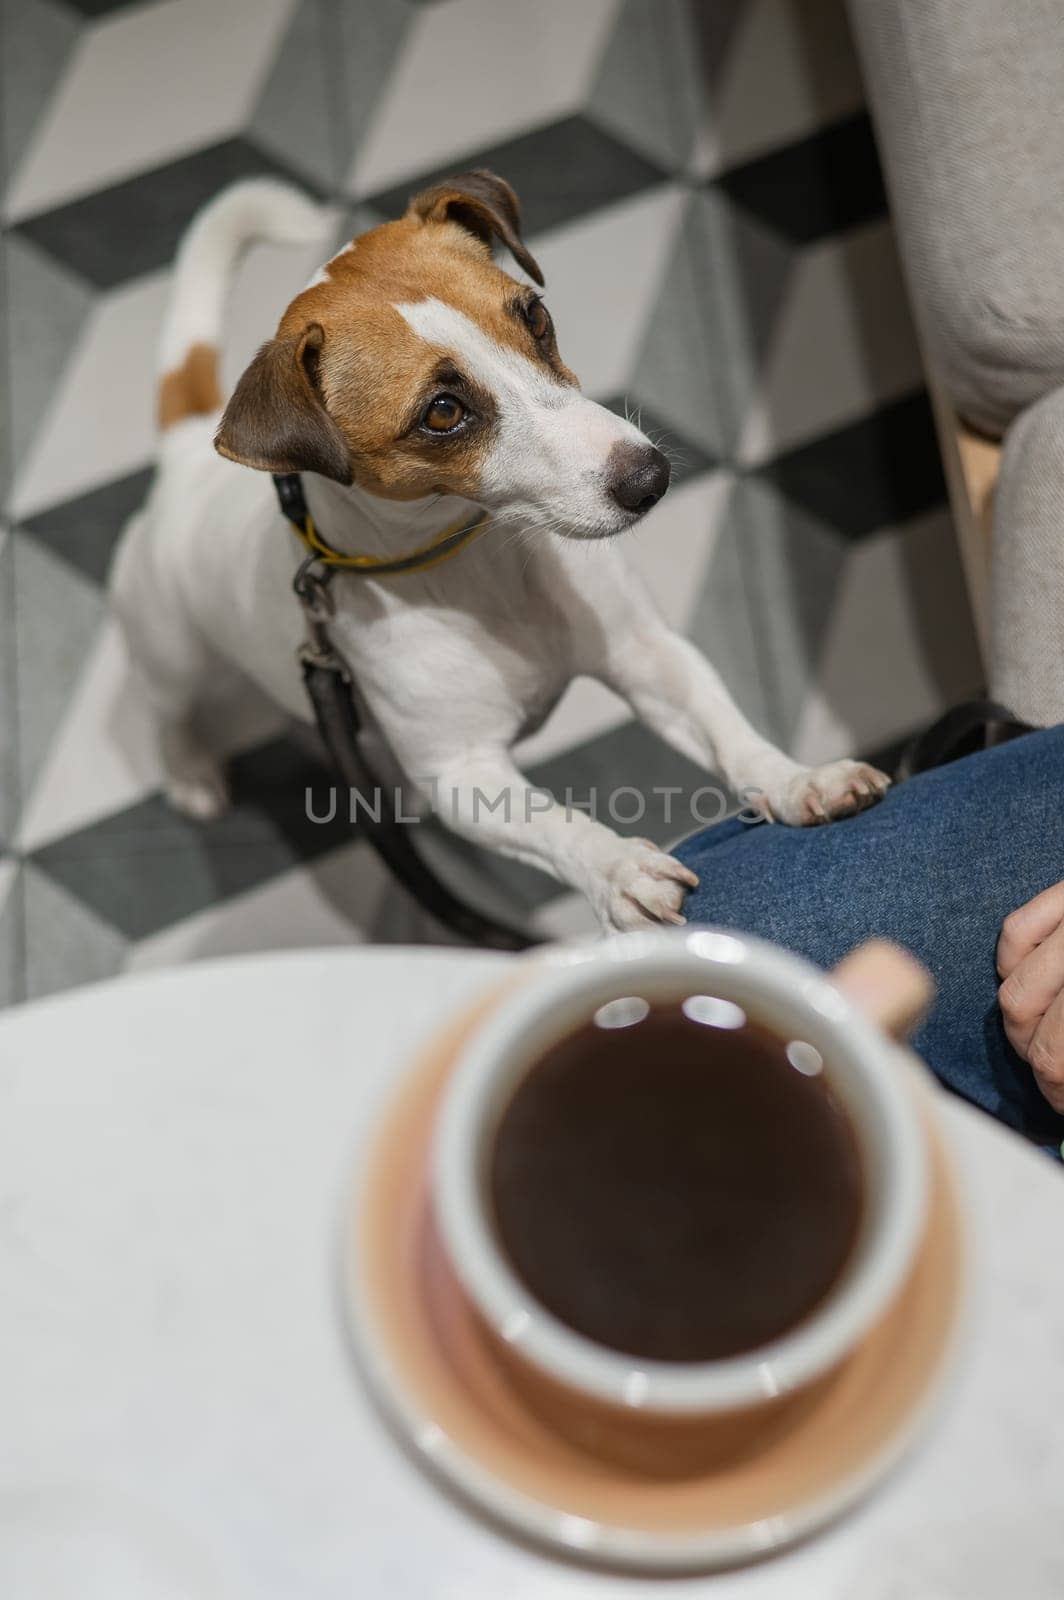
[159,341,222,429]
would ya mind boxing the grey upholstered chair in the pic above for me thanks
[848,0,1064,727]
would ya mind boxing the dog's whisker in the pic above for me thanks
[643,427,690,469]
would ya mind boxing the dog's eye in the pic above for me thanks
[422,394,466,433]
[525,298,551,340]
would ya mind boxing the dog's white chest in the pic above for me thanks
[328,568,576,766]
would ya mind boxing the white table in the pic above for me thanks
[2,949,1063,1599]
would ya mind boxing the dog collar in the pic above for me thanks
[272,472,489,578]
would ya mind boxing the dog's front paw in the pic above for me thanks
[758,759,890,827]
[598,840,699,931]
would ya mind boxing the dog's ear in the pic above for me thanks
[408,170,544,286]
[214,322,352,483]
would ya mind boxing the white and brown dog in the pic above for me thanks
[112,173,889,931]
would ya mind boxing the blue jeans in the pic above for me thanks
[674,726,1064,1153]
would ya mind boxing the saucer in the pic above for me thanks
[343,987,966,1574]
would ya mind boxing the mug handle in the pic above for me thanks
[831,939,935,1041]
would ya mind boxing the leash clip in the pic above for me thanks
[293,557,348,677]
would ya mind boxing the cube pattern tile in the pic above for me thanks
[0,0,981,1002]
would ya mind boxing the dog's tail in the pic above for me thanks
[156,179,327,431]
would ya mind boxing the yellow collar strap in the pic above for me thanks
[272,472,489,578]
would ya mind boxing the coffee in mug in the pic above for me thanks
[433,930,930,1432]
[489,998,863,1363]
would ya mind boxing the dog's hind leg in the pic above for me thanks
[156,719,231,822]
[112,514,231,822]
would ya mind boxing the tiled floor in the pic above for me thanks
[0,0,983,1004]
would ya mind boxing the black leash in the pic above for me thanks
[895,698,1035,781]
[274,473,537,951]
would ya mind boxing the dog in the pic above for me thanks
[112,173,889,931]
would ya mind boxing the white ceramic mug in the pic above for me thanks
[431,928,931,1450]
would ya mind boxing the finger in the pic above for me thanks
[998,919,1064,1049]
[832,940,935,1040]
[997,880,1064,977]
[1026,989,1064,1114]
[1002,1009,1036,1063]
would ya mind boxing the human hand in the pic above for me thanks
[997,880,1064,1113]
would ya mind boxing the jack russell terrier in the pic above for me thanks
[112,173,889,931]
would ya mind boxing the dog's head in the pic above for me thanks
[215,172,669,539]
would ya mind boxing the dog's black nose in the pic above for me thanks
[607,444,671,514]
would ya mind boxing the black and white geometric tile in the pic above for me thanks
[0,0,983,1004]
